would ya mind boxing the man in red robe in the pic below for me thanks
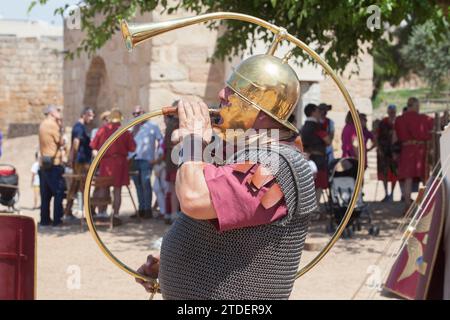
[395,97,433,209]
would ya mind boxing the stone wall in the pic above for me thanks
[0,35,63,137]
[63,13,152,128]
[63,10,225,128]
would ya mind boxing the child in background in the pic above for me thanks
[30,152,40,210]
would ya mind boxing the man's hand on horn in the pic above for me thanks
[135,254,160,293]
[176,99,213,144]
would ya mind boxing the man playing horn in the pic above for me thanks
[135,52,317,299]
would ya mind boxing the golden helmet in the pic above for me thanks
[225,54,300,133]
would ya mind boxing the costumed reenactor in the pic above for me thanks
[135,53,317,299]
[300,103,331,201]
[395,97,433,209]
[163,106,181,225]
[376,104,399,202]
[318,103,335,165]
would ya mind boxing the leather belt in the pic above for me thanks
[402,140,426,146]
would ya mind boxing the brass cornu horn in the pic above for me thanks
[120,13,281,52]
[85,12,366,288]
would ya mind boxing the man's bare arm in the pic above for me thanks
[69,138,80,165]
[174,100,217,220]
[176,162,217,220]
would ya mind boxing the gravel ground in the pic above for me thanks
[1,135,404,300]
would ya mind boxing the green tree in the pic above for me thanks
[372,25,412,99]
[401,20,450,93]
[30,0,448,74]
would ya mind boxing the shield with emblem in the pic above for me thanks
[384,175,447,299]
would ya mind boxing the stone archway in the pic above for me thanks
[83,56,111,127]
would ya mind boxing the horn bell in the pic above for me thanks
[120,19,172,52]
[120,15,221,52]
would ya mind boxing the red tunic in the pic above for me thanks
[204,163,287,232]
[394,111,433,181]
[90,123,136,187]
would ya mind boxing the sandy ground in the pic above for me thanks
[1,135,405,300]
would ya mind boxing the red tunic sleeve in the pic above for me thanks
[90,126,105,150]
[315,129,328,140]
[203,163,288,232]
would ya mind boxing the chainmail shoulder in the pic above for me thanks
[159,143,317,300]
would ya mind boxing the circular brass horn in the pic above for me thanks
[84,12,366,290]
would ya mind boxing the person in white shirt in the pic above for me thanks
[129,106,163,219]
[30,152,41,210]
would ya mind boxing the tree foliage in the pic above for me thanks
[372,24,412,98]
[401,20,450,92]
[30,0,448,74]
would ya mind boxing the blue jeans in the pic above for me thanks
[39,165,65,225]
[132,159,153,211]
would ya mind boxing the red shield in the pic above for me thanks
[0,215,36,300]
[384,178,447,299]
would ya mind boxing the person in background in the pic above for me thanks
[130,106,163,219]
[91,110,110,140]
[89,110,110,216]
[360,113,376,162]
[152,138,168,218]
[65,107,95,219]
[90,109,136,224]
[30,152,40,210]
[341,112,375,169]
[318,103,335,165]
[38,105,65,227]
[300,103,331,201]
[395,97,433,209]
[342,111,358,159]
[163,109,180,225]
[376,104,399,202]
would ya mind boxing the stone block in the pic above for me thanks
[150,64,187,82]
[170,82,207,96]
[148,88,178,109]
[178,46,209,65]
[188,65,219,83]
